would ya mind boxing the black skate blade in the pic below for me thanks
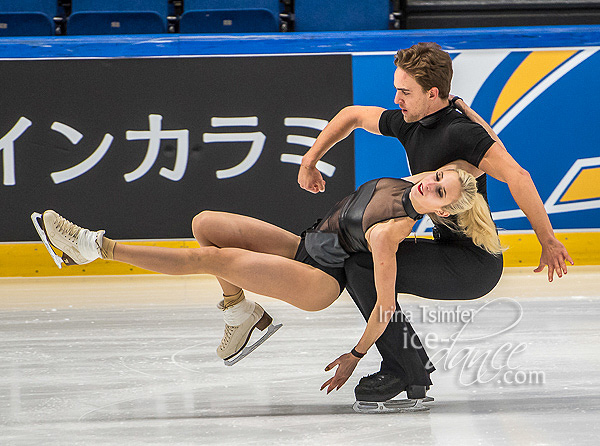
[223,322,282,366]
[31,212,64,269]
[353,396,434,414]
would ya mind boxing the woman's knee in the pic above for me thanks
[300,279,340,311]
[298,298,335,312]
[191,210,219,244]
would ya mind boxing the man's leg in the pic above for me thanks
[345,238,503,398]
[345,254,433,387]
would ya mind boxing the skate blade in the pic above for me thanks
[224,322,282,366]
[31,212,64,269]
[353,396,434,414]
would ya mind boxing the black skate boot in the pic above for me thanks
[353,371,433,414]
[355,372,409,402]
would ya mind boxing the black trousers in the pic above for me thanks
[344,237,503,387]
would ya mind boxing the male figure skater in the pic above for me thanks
[298,42,573,402]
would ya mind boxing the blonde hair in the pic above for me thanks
[429,169,503,255]
[394,42,453,99]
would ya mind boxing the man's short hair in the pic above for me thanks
[394,42,453,99]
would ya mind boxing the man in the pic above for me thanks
[298,42,573,400]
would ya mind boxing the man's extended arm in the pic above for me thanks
[298,106,384,193]
[454,98,574,281]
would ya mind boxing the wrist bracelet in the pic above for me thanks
[351,347,365,359]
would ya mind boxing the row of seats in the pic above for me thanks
[0,0,394,36]
[4,1,595,37]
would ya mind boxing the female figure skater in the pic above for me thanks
[35,165,500,393]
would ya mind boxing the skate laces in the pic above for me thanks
[57,213,102,261]
[219,325,236,349]
[55,215,81,239]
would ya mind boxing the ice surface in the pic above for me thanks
[1,268,599,445]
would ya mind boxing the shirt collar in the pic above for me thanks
[418,105,453,128]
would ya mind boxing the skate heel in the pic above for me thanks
[255,311,272,331]
[406,385,427,399]
[61,252,78,266]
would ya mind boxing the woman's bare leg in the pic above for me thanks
[113,244,339,311]
[40,209,331,360]
[192,211,301,296]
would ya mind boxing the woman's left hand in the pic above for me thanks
[320,353,360,394]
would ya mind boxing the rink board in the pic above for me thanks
[1,231,598,277]
[0,26,598,274]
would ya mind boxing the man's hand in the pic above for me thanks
[298,165,326,194]
[320,353,360,394]
[533,237,574,282]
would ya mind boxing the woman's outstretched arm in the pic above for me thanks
[321,218,414,393]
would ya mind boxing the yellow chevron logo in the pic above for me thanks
[491,50,577,125]
[560,166,600,202]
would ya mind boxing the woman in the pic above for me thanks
[35,165,501,393]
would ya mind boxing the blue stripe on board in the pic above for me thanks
[0,26,599,59]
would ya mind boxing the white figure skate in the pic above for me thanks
[31,210,104,268]
[217,298,282,366]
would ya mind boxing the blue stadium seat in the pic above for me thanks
[180,0,281,33]
[180,9,278,33]
[295,0,391,31]
[68,0,168,35]
[0,1,56,36]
